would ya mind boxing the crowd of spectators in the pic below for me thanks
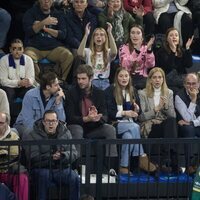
[0,0,200,199]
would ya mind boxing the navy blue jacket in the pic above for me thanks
[23,4,67,50]
[105,85,141,122]
[64,9,97,49]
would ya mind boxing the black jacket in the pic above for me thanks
[66,85,108,132]
[64,9,97,49]
[156,47,192,75]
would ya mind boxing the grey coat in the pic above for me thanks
[138,88,176,122]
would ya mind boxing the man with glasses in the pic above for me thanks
[0,39,35,123]
[0,112,28,200]
[24,110,79,200]
[14,72,65,138]
[175,73,200,175]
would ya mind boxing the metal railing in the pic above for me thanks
[0,138,199,200]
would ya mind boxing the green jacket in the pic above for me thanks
[98,8,136,47]
[191,166,200,200]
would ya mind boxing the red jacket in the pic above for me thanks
[123,0,153,15]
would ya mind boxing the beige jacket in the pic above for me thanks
[138,88,176,122]
[0,127,19,172]
[0,89,9,115]
[138,88,176,137]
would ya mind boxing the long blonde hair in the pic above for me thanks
[145,67,169,98]
[89,28,109,70]
[113,67,135,105]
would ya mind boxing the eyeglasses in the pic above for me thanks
[185,82,198,86]
[44,120,58,125]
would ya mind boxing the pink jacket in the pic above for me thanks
[119,44,155,77]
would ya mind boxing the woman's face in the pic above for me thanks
[108,0,122,12]
[130,27,143,46]
[150,71,164,89]
[167,30,179,47]
[117,70,130,88]
[93,29,106,46]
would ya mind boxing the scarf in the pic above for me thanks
[8,54,25,69]
[112,9,124,47]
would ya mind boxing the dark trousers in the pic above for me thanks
[179,125,200,167]
[148,117,178,167]
[31,168,80,200]
[132,74,147,90]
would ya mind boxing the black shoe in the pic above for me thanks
[185,165,198,176]
[161,164,172,173]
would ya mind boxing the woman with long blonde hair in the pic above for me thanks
[139,67,180,173]
[106,67,157,174]
[77,22,117,90]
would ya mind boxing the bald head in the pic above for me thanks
[184,73,199,93]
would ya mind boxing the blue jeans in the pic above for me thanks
[92,79,110,90]
[31,168,80,200]
[117,122,144,167]
[0,8,11,48]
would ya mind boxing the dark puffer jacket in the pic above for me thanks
[24,119,77,169]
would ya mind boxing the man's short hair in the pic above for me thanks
[10,38,23,47]
[184,73,199,82]
[76,64,94,79]
[40,72,58,90]
[43,110,58,120]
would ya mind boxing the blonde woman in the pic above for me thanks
[138,67,179,173]
[77,22,117,90]
[106,67,157,174]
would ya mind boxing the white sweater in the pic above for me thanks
[0,54,35,88]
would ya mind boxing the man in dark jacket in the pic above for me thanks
[24,110,79,200]
[66,64,117,158]
[64,0,97,50]
[23,0,73,82]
